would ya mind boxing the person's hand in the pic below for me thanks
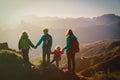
[34,46,37,49]
[61,50,64,54]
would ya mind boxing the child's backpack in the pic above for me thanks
[45,34,52,48]
[69,36,80,53]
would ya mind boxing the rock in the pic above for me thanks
[0,42,8,49]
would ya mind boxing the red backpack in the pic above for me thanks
[69,36,80,53]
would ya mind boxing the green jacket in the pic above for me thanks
[18,35,34,50]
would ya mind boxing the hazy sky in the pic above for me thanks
[0,0,120,29]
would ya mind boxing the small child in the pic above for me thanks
[50,45,64,67]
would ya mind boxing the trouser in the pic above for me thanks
[50,59,59,67]
[22,49,29,64]
[42,47,51,64]
[66,50,75,73]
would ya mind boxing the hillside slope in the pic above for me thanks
[0,49,82,80]
[78,39,120,57]
[75,40,120,77]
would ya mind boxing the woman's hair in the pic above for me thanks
[66,29,74,36]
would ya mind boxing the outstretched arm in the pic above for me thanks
[50,50,55,54]
[61,50,64,54]
[29,39,35,48]
[36,35,44,48]
[63,37,70,50]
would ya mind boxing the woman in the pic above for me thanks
[63,29,79,73]
[18,32,35,64]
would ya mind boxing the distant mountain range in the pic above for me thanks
[0,13,120,51]
[23,14,120,28]
[21,13,120,43]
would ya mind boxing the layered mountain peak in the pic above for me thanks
[93,14,120,25]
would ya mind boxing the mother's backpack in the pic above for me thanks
[69,36,80,53]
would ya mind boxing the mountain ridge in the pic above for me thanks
[78,39,120,57]
[74,40,120,78]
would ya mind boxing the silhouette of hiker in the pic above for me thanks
[18,32,35,64]
[35,28,52,65]
[50,45,64,67]
[63,29,79,73]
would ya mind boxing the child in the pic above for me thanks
[50,45,64,67]
[18,32,35,64]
